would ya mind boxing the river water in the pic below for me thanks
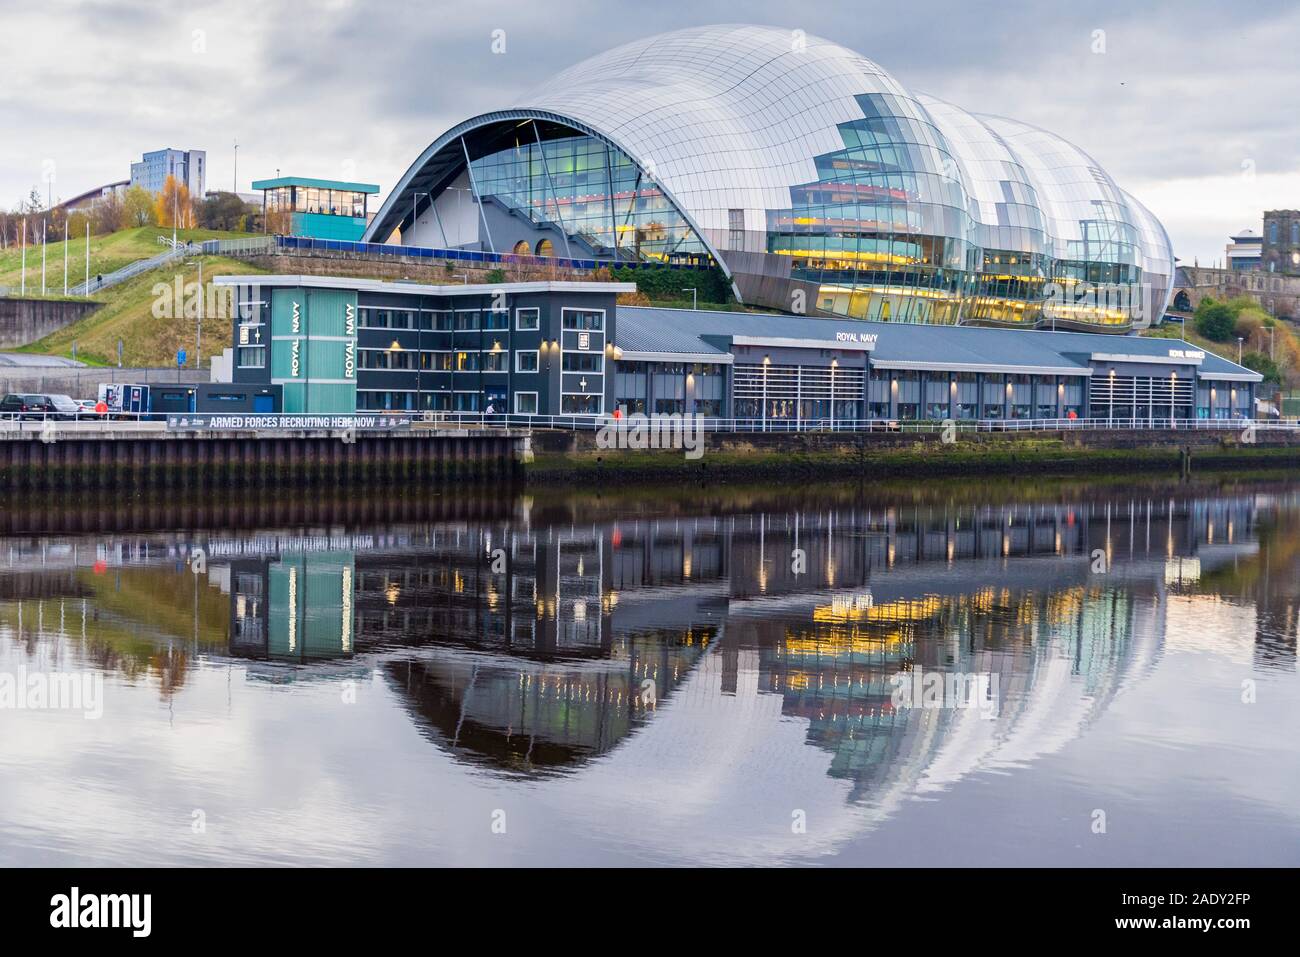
[1,476,1297,866]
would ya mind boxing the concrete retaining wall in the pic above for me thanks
[0,428,524,489]
[0,297,98,348]
[526,426,1300,482]
[234,249,599,285]
[0,366,208,398]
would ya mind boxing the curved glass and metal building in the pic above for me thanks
[365,24,1173,332]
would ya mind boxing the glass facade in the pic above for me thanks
[377,26,1180,332]
[265,185,369,218]
[775,92,974,324]
[372,25,1174,333]
[468,131,708,263]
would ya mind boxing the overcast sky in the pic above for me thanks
[2,0,1296,265]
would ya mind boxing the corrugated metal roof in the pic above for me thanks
[615,306,1261,381]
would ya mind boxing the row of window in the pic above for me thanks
[353,349,598,373]
[355,390,602,415]
[358,307,538,331]
[617,398,725,416]
[354,307,605,332]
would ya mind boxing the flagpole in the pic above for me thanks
[85,220,90,297]
[20,218,26,296]
[42,219,47,295]
[63,219,69,296]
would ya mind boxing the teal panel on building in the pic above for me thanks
[292,211,369,241]
[267,552,356,660]
[269,287,357,413]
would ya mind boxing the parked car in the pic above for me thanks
[0,393,82,420]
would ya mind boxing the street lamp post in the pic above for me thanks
[830,358,837,430]
[762,354,771,432]
[1237,337,1244,364]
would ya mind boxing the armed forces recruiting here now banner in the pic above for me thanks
[166,414,413,430]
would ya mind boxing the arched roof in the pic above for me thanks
[365,24,1174,325]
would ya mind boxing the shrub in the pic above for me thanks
[1193,298,1236,341]
[1242,351,1283,386]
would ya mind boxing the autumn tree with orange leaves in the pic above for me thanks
[155,174,196,229]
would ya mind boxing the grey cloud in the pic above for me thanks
[1,0,1296,266]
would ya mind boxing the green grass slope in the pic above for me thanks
[0,225,252,296]
[18,255,268,367]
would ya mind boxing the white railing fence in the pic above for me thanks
[413,412,1300,435]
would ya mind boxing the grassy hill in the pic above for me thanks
[0,225,252,296]
[18,255,268,367]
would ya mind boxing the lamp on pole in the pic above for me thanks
[830,358,838,430]
[1237,336,1244,364]
[762,354,771,432]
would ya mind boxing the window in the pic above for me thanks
[515,392,538,414]
[516,307,539,331]
[455,311,479,330]
[728,208,745,247]
[237,346,266,368]
[484,309,508,330]
[358,391,415,411]
[516,350,539,373]
[455,351,479,371]
[562,394,601,414]
[359,349,413,370]
[562,352,603,372]
[562,308,603,330]
[483,351,507,371]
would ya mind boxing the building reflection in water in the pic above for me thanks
[1,484,1296,810]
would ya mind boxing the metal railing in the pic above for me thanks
[69,245,188,296]
[268,234,712,272]
[415,412,1300,434]
[0,410,166,429]
[200,236,277,256]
